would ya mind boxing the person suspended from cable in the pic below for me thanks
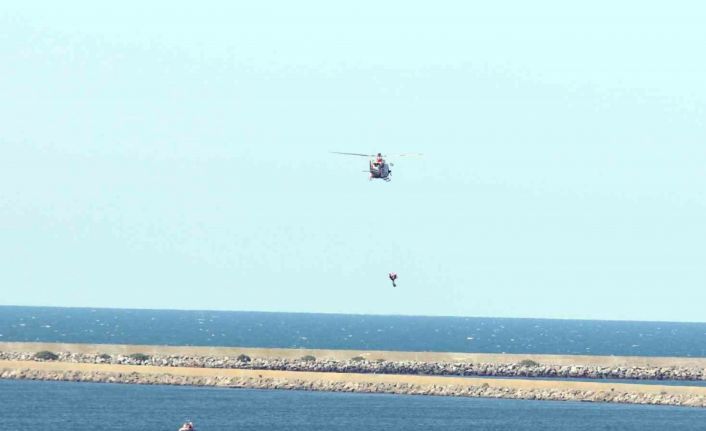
[388,272,398,287]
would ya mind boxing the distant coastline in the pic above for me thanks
[2,342,706,408]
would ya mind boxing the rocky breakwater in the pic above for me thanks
[1,351,705,382]
[2,367,706,408]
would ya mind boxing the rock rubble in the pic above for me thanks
[1,367,705,408]
[1,351,704,382]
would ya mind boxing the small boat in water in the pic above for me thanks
[178,422,195,431]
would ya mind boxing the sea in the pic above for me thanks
[3,379,706,431]
[2,305,706,430]
[2,306,706,356]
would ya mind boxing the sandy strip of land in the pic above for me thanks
[2,341,706,368]
[2,359,706,397]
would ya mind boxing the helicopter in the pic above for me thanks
[331,152,422,181]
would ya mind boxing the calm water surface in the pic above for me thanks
[2,379,706,431]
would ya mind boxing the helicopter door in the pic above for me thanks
[369,161,380,177]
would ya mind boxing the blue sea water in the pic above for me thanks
[2,379,706,431]
[3,306,706,428]
[1,306,706,357]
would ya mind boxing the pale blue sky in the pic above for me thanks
[1,1,705,321]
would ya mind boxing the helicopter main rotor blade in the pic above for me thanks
[330,151,374,157]
[384,152,423,158]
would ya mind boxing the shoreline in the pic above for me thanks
[3,360,706,408]
[2,342,706,408]
[4,341,706,367]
